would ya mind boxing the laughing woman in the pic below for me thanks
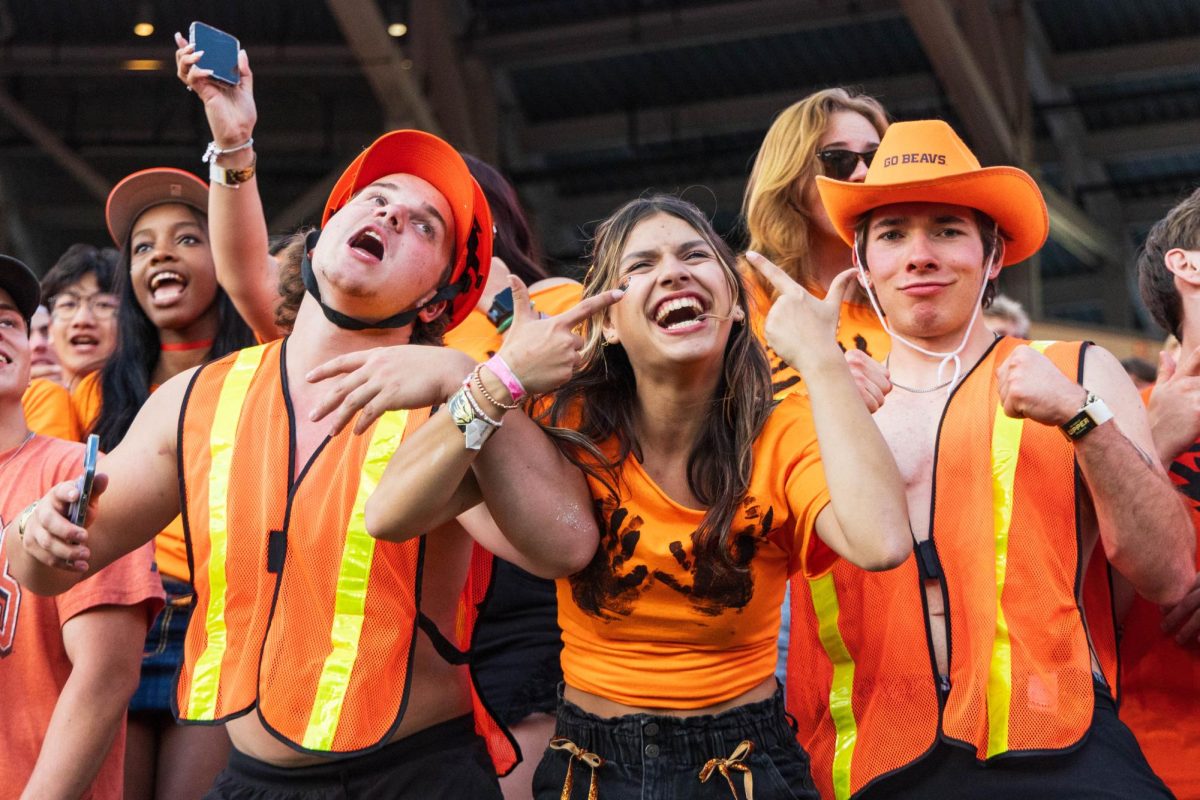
[350,195,912,799]
[83,168,255,800]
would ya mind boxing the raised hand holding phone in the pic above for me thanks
[175,27,256,151]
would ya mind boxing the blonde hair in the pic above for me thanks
[743,87,888,293]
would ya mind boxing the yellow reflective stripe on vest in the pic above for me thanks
[302,409,410,751]
[809,572,858,800]
[986,340,1051,757]
[187,345,268,720]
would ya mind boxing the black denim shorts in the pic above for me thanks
[532,684,819,800]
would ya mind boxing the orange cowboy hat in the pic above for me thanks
[815,120,1048,266]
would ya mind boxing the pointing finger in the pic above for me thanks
[557,288,625,329]
[744,250,797,296]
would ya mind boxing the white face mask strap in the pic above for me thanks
[853,228,999,395]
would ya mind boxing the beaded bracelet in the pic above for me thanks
[472,364,519,410]
[461,376,503,427]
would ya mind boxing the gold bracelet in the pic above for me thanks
[17,500,38,540]
[472,364,519,410]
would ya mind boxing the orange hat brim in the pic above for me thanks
[816,166,1049,267]
[106,168,209,248]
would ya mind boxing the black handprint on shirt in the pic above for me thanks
[653,499,776,616]
[569,497,651,620]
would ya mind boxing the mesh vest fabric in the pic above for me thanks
[173,340,432,755]
[788,338,1118,799]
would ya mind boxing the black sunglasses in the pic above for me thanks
[816,148,878,181]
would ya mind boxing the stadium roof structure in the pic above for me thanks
[0,0,1197,330]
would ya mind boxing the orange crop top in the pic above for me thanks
[557,392,835,709]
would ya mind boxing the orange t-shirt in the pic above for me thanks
[746,275,891,399]
[444,281,583,362]
[22,378,80,441]
[1117,386,1200,798]
[0,435,163,800]
[68,372,189,583]
[557,392,835,708]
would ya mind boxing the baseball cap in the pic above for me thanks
[0,255,41,325]
[106,168,209,247]
[816,120,1049,266]
[322,130,492,329]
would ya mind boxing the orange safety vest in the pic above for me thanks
[788,338,1118,799]
[173,340,517,772]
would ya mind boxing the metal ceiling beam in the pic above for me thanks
[1032,119,1200,164]
[408,0,480,153]
[519,74,941,157]
[0,87,109,202]
[1024,3,1134,326]
[900,0,1124,321]
[472,0,900,70]
[0,45,359,78]
[1049,35,1200,88]
[324,0,438,131]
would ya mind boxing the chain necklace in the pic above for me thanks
[0,430,35,475]
[886,355,953,394]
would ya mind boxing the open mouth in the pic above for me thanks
[68,334,100,349]
[653,295,706,330]
[149,270,189,304]
[0,353,11,365]
[349,228,386,261]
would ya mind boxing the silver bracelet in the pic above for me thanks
[202,138,254,163]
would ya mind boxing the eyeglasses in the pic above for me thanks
[49,293,120,321]
[816,148,878,181]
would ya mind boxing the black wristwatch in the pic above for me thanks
[487,287,515,332]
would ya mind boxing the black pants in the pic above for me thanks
[533,685,819,800]
[203,716,502,799]
[859,686,1174,799]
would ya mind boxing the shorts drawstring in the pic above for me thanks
[698,740,755,800]
[550,737,605,800]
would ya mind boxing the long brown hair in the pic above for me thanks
[539,195,773,585]
[744,87,888,293]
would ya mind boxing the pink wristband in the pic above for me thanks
[484,354,526,402]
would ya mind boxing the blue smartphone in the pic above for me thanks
[189,21,240,86]
[68,434,99,527]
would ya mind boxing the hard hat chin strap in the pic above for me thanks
[299,228,462,332]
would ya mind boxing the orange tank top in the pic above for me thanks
[557,393,835,708]
[788,338,1116,799]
